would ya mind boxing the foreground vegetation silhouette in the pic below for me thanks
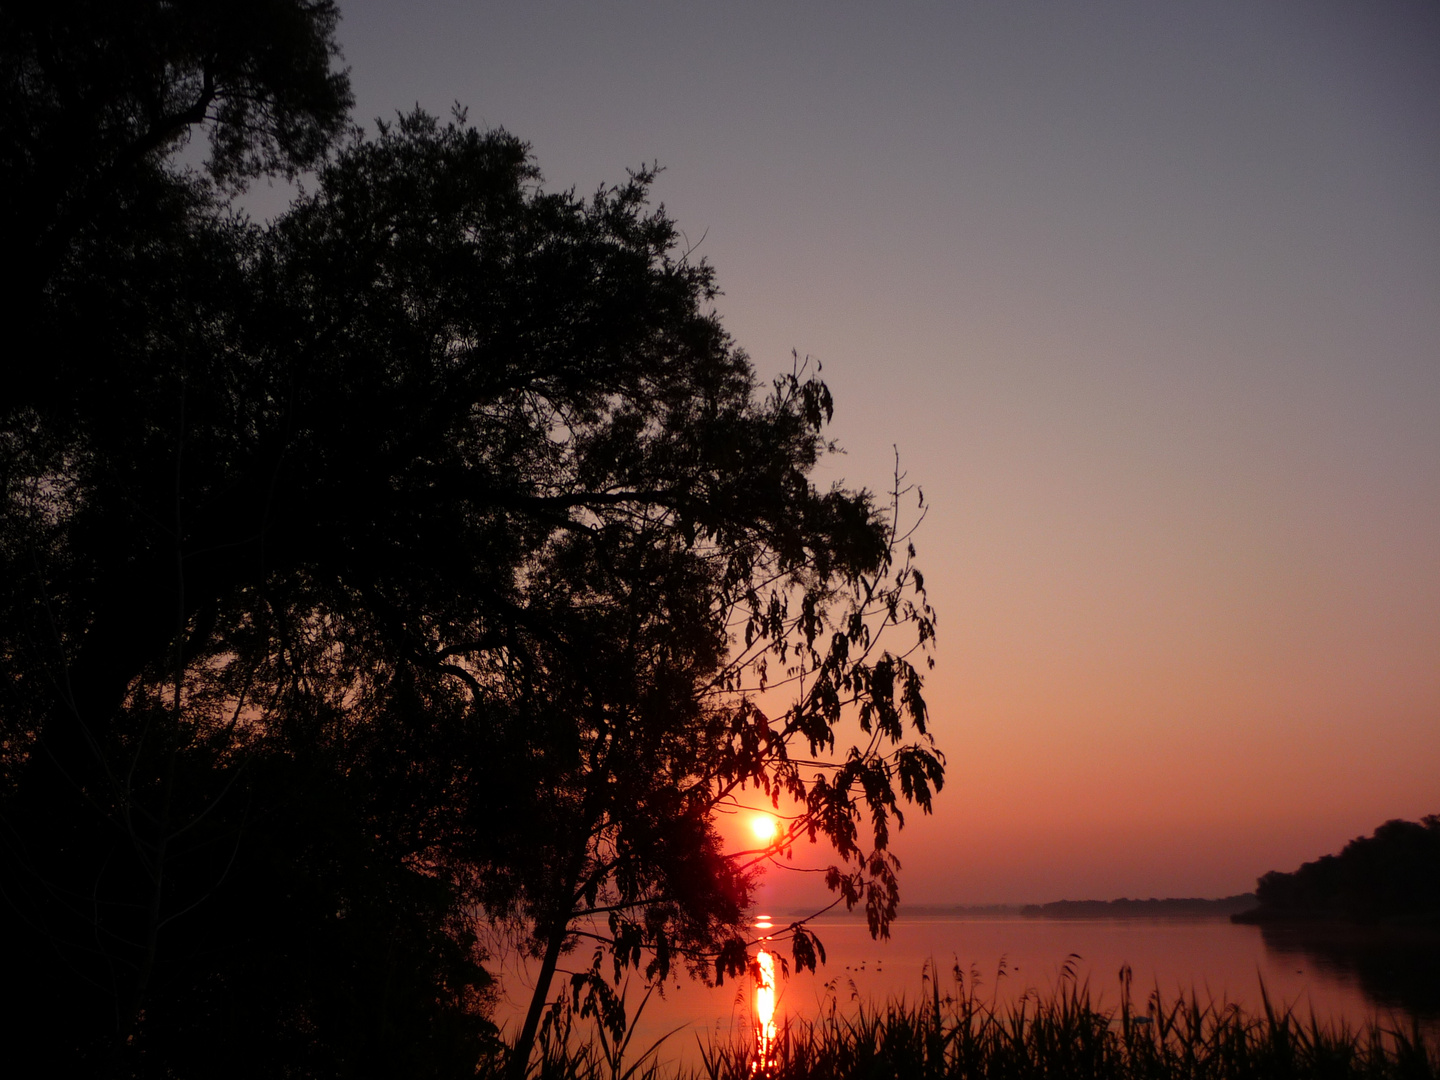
[491,963,1439,1080]
[1,4,941,1077]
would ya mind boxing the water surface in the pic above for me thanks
[493,914,1440,1070]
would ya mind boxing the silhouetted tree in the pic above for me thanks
[1,13,943,1074]
[1246,816,1440,924]
[0,0,350,304]
[233,113,942,1074]
[0,5,488,1074]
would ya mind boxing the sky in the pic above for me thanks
[316,1,1440,904]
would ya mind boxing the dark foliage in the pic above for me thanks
[0,0,352,416]
[1239,816,1440,925]
[1,8,941,1077]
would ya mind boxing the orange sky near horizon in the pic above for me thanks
[313,1,1440,905]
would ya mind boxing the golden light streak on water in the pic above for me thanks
[753,949,776,1072]
[752,914,777,1074]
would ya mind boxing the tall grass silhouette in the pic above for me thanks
[502,959,1437,1080]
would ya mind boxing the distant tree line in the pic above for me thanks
[1021,896,1255,919]
[0,3,942,1077]
[1235,816,1440,926]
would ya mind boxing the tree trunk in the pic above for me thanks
[507,913,572,1080]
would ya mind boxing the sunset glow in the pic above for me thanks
[751,814,779,843]
[305,2,1440,908]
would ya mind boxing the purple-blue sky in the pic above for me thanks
[303,2,1440,903]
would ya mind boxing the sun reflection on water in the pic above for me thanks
[752,915,777,1074]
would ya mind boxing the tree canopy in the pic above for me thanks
[1,9,943,1077]
[1243,816,1440,925]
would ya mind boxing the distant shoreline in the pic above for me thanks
[775,896,1258,921]
[1021,895,1257,919]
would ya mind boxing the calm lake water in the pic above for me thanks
[492,915,1440,1070]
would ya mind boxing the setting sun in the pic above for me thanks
[750,814,779,843]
